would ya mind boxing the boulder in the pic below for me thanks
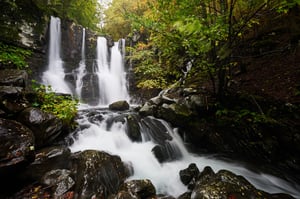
[118,179,156,199]
[109,100,130,111]
[0,118,35,177]
[17,107,63,148]
[72,150,131,199]
[191,166,294,199]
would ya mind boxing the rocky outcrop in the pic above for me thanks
[0,69,67,188]
[139,85,300,183]
[0,118,35,177]
[17,107,63,148]
[179,164,295,199]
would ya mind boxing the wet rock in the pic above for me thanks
[140,116,172,145]
[42,169,75,197]
[139,101,155,116]
[0,69,28,87]
[157,103,193,126]
[151,142,182,163]
[81,73,100,106]
[109,100,130,111]
[191,168,294,199]
[0,86,29,113]
[118,179,156,199]
[125,113,142,142]
[72,150,131,199]
[179,163,200,186]
[0,118,35,177]
[17,107,63,148]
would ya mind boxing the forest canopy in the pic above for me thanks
[104,0,300,99]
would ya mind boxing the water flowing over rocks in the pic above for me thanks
[1,10,300,199]
[139,85,300,184]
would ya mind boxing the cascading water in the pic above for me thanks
[42,16,72,94]
[96,37,129,105]
[42,16,300,198]
[75,28,86,98]
[69,109,300,198]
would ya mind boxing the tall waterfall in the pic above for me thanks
[75,28,86,98]
[96,37,129,105]
[42,16,72,94]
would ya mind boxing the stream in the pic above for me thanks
[42,16,300,198]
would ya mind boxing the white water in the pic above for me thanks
[96,37,129,106]
[42,16,72,94]
[69,111,300,198]
[75,28,86,98]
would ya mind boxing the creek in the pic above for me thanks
[42,16,300,198]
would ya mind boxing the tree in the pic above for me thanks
[126,0,300,100]
[103,0,150,40]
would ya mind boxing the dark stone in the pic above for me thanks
[179,163,200,186]
[81,73,100,105]
[0,118,35,177]
[109,100,130,111]
[119,179,156,199]
[0,86,29,113]
[125,113,141,142]
[20,146,72,182]
[0,69,28,87]
[42,169,75,197]
[72,150,131,199]
[17,107,63,148]
[191,169,294,199]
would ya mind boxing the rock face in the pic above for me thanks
[17,107,63,148]
[139,85,300,183]
[179,164,295,199]
[0,118,35,177]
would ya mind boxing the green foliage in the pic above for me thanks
[127,42,177,89]
[0,42,32,69]
[103,0,150,39]
[31,80,78,126]
[33,0,102,31]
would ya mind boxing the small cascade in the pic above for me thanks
[75,28,86,98]
[42,16,72,94]
[96,37,129,105]
[69,109,300,198]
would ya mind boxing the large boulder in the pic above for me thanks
[179,165,295,199]
[72,150,131,199]
[0,118,35,177]
[17,107,63,148]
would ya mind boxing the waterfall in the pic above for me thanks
[96,37,129,105]
[41,16,300,198]
[75,28,86,98]
[42,16,72,94]
[69,110,300,198]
